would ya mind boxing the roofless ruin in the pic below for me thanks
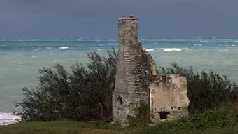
[113,16,189,125]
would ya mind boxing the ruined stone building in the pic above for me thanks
[113,16,189,125]
[149,74,189,122]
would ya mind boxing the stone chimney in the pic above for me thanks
[112,16,189,125]
[113,16,149,125]
[118,16,139,48]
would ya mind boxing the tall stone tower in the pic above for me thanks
[113,16,149,125]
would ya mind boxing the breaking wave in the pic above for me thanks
[162,48,182,52]
[145,48,154,52]
[59,46,69,50]
[0,112,21,126]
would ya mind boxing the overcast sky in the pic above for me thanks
[1,0,238,39]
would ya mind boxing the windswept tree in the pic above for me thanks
[17,50,118,121]
[70,50,118,120]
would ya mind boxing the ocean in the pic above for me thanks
[0,39,238,113]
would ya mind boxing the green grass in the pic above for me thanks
[0,121,139,134]
[0,121,238,134]
[0,121,141,134]
[1,108,238,134]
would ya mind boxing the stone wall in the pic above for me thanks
[150,74,189,122]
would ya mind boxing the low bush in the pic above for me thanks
[159,63,237,114]
[144,106,238,134]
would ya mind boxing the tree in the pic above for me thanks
[17,50,118,121]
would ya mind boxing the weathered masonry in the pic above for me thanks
[113,16,149,125]
[113,16,189,125]
[150,74,189,122]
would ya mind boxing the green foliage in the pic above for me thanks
[18,64,72,121]
[0,121,124,134]
[143,106,238,134]
[135,103,150,121]
[17,50,118,121]
[159,63,237,114]
[128,103,150,127]
[188,106,238,129]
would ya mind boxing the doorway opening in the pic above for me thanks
[159,112,170,119]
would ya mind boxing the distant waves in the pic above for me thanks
[59,46,70,50]
[145,49,154,52]
[0,40,238,113]
[145,48,184,52]
[162,48,182,52]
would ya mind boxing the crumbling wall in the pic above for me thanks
[150,74,189,122]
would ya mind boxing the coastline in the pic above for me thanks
[0,112,21,126]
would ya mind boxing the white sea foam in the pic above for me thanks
[193,44,203,46]
[0,112,21,126]
[199,40,209,43]
[163,48,182,52]
[59,46,69,50]
[145,49,154,52]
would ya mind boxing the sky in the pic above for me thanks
[1,0,238,39]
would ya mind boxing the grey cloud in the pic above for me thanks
[0,0,238,39]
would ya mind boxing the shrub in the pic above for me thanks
[143,105,238,134]
[17,50,118,121]
[159,63,237,114]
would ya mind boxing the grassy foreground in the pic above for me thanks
[1,109,238,134]
[0,121,136,134]
[0,120,238,134]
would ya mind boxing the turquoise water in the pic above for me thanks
[0,39,238,112]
